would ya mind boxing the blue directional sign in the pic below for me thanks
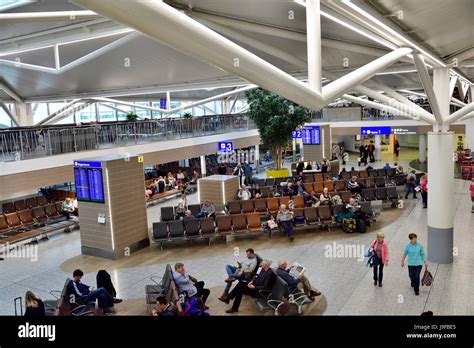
[160,98,167,109]
[73,160,102,168]
[360,126,391,135]
[292,130,302,138]
[218,141,234,153]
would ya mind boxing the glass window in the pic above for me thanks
[97,103,116,122]
[135,102,151,119]
[0,103,13,128]
[32,103,49,124]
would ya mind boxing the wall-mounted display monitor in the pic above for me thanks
[302,126,321,145]
[73,161,105,203]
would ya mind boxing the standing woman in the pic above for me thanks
[420,174,428,209]
[370,232,389,287]
[401,233,428,295]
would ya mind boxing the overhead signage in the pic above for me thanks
[292,130,302,138]
[360,126,391,135]
[302,126,321,145]
[218,141,234,153]
[73,161,102,168]
[391,126,417,135]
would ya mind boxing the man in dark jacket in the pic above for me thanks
[221,259,276,313]
[275,260,321,301]
[152,295,178,316]
[68,269,115,314]
[368,141,375,163]
[96,270,122,304]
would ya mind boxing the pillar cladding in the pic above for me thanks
[427,132,454,264]
[374,135,381,161]
[418,134,427,163]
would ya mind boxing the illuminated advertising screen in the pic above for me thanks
[73,161,105,203]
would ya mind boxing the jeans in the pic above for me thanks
[87,288,113,309]
[224,265,241,292]
[279,220,294,237]
[404,183,417,198]
[373,255,384,283]
[421,192,428,207]
[408,265,423,294]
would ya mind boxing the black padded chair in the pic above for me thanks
[375,188,388,201]
[386,186,399,200]
[331,204,346,217]
[376,169,387,177]
[188,204,201,216]
[255,178,266,187]
[168,220,185,238]
[153,222,169,241]
[386,168,396,177]
[362,189,376,201]
[161,207,175,221]
[266,178,275,187]
[367,169,377,178]
[375,177,386,188]
[360,201,373,215]
[227,201,242,215]
[184,219,200,237]
[394,175,407,186]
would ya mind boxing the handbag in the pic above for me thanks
[421,269,433,286]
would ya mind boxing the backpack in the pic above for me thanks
[183,298,210,316]
[356,218,367,233]
[342,218,357,233]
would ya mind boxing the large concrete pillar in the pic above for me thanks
[428,67,453,264]
[466,118,474,155]
[292,138,296,162]
[254,144,260,173]
[13,102,33,126]
[374,135,381,161]
[419,134,427,163]
[200,155,206,176]
[299,137,304,161]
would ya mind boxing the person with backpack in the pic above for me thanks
[370,232,389,287]
[404,170,418,199]
[401,233,428,295]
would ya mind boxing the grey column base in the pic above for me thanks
[82,238,150,260]
[427,226,453,264]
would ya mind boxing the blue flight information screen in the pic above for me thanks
[361,126,391,135]
[302,126,321,145]
[74,161,105,203]
[218,141,234,153]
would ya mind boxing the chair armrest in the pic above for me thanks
[49,290,62,300]
[267,299,284,310]
[258,289,271,300]
[150,275,163,286]
[70,305,93,316]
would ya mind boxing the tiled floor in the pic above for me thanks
[1,149,472,316]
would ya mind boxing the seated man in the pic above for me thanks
[237,185,252,200]
[347,176,361,194]
[61,198,75,219]
[68,269,115,314]
[276,204,294,241]
[172,262,210,308]
[307,190,320,207]
[275,260,321,301]
[182,210,195,221]
[222,259,276,313]
[346,197,361,213]
[151,295,178,317]
[383,163,392,170]
[199,201,216,218]
[219,248,258,301]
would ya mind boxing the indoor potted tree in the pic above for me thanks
[125,111,139,122]
[245,88,311,177]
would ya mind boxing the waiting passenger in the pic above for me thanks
[157,176,166,193]
[341,151,349,165]
[305,160,313,170]
[217,163,227,175]
[176,169,185,181]
[383,163,392,169]
[199,201,215,218]
[96,270,122,304]
[319,187,331,205]
[296,181,306,196]
[320,157,331,174]
[470,178,474,213]
[219,248,257,301]
[238,185,252,200]
[61,197,75,220]
[401,233,428,296]
[243,162,253,186]
[347,177,361,194]
[166,173,176,188]
[175,202,186,220]
[151,295,178,316]
[282,182,292,197]
[275,260,321,301]
[68,269,115,314]
[223,259,276,313]
[189,170,200,185]
[296,161,305,175]
[346,197,360,213]
[339,168,347,179]
[252,184,262,199]
[308,191,320,207]
[420,174,428,209]
[370,232,389,287]
[172,263,210,307]
[276,204,294,241]
[24,291,45,317]
[395,164,404,175]
[182,210,195,221]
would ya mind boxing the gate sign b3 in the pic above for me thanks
[218,141,234,153]
[292,130,302,138]
[360,126,391,135]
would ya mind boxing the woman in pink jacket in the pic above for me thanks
[420,174,428,209]
[371,232,389,287]
[470,178,474,213]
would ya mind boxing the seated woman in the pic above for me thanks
[175,202,186,219]
[347,176,362,194]
[305,160,313,170]
[24,291,45,317]
[252,184,262,199]
[319,187,332,205]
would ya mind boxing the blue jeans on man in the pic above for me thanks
[279,220,294,237]
[408,265,423,294]
[404,183,417,199]
[224,265,241,292]
[87,288,113,309]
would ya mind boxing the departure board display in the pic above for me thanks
[302,126,321,145]
[73,161,105,203]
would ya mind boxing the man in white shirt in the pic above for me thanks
[238,185,251,200]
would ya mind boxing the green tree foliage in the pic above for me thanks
[245,88,312,169]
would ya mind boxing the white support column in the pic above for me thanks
[254,144,260,173]
[13,102,33,126]
[166,91,171,115]
[306,0,322,93]
[466,119,474,156]
[184,158,189,167]
[374,135,381,161]
[428,67,453,264]
[299,137,304,161]
[292,138,297,162]
[418,134,427,163]
[200,155,206,177]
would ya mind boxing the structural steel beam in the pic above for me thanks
[37,99,82,125]
[341,94,416,120]
[444,102,474,124]
[0,82,23,103]
[413,53,443,124]
[0,10,101,23]
[306,0,322,93]
[0,101,20,127]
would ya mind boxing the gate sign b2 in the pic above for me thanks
[292,130,302,138]
[360,126,391,135]
[218,141,234,153]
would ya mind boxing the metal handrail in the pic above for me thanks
[0,113,253,162]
